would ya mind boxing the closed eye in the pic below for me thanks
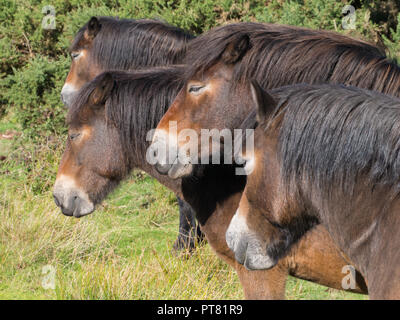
[71,52,81,60]
[69,133,81,141]
[188,85,206,95]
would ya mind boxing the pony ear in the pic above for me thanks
[250,80,276,123]
[89,73,115,106]
[221,34,251,64]
[84,17,101,41]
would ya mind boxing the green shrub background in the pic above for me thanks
[0,0,399,139]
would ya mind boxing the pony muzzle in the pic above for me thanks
[150,130,194,179]
[53,175,94,218]
[61,83,78,108]
[154,157,193,179]
[226,210,277,270]
[167,160,193,179]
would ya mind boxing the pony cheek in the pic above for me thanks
[190,101,210,123]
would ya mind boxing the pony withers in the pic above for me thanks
[53,68,366,299]
[227,82,400,299]
[61,16,200,251]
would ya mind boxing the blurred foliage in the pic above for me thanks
[0,0,400,139]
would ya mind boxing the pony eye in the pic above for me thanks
[188,85,205,94]
[69,133,81,141]
[71,52,81,60]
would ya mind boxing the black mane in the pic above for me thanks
[266,84,400,201]
[71,17,194,69]
[185,22,400,97]
[68,66,185,165]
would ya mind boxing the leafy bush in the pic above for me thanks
[0,0,400,139]
[1,55,69,138]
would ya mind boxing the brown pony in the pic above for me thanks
[149,22,400,297]
[54,68,185,218]
[228,82,400,299]
[61,16,200,251]
[53,67,366,299]
[61,16,193,106]
[153,23,400,176]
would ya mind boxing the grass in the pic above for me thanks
[0,121,366,300]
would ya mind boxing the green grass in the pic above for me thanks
[0,128,366,300]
